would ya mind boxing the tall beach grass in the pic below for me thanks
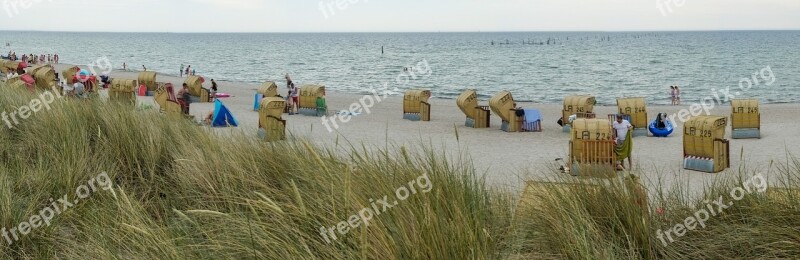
[0,85,797,259]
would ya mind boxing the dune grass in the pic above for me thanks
[0,86,798,259]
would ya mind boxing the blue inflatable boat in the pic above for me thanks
[649,113,673,137]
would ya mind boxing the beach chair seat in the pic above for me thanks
[569,140,617,177]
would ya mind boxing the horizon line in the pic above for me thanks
[1,29,799,34]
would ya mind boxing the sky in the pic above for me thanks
[0,0,799,32]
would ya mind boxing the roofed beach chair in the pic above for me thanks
[62,66,81,85]
[489,91,542,132]
[683,116,730,173]
[298,85,327,117]
[731,99,761,139]
[568,118,617,177]
[456,89,491,128]
[258,97,287,142]
[154,83,184,118]
[403,89,432,121]
[30,65,56,91]
[109,78,138,105]
[185,76,212,103]
[562,95,596,133]
[138,71,159,96]
[617,97,648,137]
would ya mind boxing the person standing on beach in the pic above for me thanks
[123,63,127,70]
[191,68,196,76]
[210,79,218,98]
[286,74,298,115]
[185,65,191,77]
[669,86,674,105]
[613,115,633,169]
[675,86,681,105]
[180,64,184,77]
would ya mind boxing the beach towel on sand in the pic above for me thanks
[616,130,633,161]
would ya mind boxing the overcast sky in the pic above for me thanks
[1,0,799,32]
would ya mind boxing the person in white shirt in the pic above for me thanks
[613,115,633,146]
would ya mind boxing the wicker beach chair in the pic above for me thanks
[489,91,542,132]
[403,89,431,121]
[456,89,491,128]
[298,85,327,117]
[259,97,287,141]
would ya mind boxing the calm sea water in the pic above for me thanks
[2,31,798,105]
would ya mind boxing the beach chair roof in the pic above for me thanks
[259,81,279,97]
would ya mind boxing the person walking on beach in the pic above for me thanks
[142,65,147,71]
[185,65,191,77]
[180,64,185,77]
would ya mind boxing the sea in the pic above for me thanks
[2,31,798,105]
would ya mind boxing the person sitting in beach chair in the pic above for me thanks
[177,83,192,114]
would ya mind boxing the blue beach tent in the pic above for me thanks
[212,99,239,127]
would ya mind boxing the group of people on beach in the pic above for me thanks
[670,86,681,105]
[5,52,59,64]
[180,64,196,77]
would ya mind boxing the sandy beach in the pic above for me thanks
[46,63,800,195]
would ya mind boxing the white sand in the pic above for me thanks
[47,64,800,195]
